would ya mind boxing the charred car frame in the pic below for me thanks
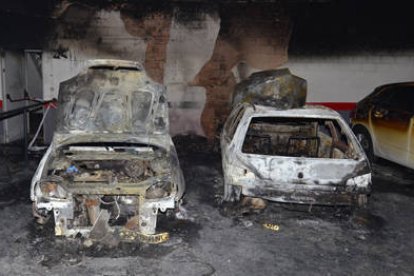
[221,104,371,207]
[31,60,184,242]
[221,69,371,207]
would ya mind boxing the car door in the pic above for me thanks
[221,105,246,166]
[370,87,414,166]
[408,115,414,169]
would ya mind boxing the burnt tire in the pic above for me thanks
[223,184,241,202]
[356,194,368,209]
[353,126,375,163]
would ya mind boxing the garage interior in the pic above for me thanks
[1,0,414,275]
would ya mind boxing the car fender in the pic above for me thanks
[30,145,53,201]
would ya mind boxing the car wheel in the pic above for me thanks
[353,127,375,162]
[223,183,241,202]
[32,203,50,225]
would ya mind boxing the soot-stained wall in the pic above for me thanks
[42,2,290,139]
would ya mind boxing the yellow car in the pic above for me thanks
[352,82,414,169]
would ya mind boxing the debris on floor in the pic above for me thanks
[241,197,268,210]
[262,223,280,232]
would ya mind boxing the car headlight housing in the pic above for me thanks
[150,157,171,174]
[39,180,68,199]
[145,181,173,199]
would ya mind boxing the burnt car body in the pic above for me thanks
[351,82,414,169]
[221,104,371,206]
[31,60,184,242]
[221,69,371,207]
[232,68,307,109]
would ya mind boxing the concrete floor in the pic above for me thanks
[0,140,413,275]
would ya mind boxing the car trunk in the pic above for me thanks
[240,115,367,186]
[243,154,362,186]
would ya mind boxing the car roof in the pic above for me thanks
[242,104,344,119]
[374,81,414,92]
[375,81,414,91]
[359,81,414,102]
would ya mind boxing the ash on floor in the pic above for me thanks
[0,138,413,275]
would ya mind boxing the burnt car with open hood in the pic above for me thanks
[31,60,185,243]
[221,69,371,207]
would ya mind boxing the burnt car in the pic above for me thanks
[352,82,414,169]
[221,70,371,207]
[31,60,184,242]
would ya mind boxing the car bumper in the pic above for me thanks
[34,194,176,241]
[238,178,371,206]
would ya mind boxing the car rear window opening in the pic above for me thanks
[242,117,356,159]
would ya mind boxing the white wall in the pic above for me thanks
[41,10,221,140]
[0,50,25,143]
[286,53,414,103]
[164,13,220,136]
[24,51,43,99]
[42,10,148,100]
[40,6,414,141]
